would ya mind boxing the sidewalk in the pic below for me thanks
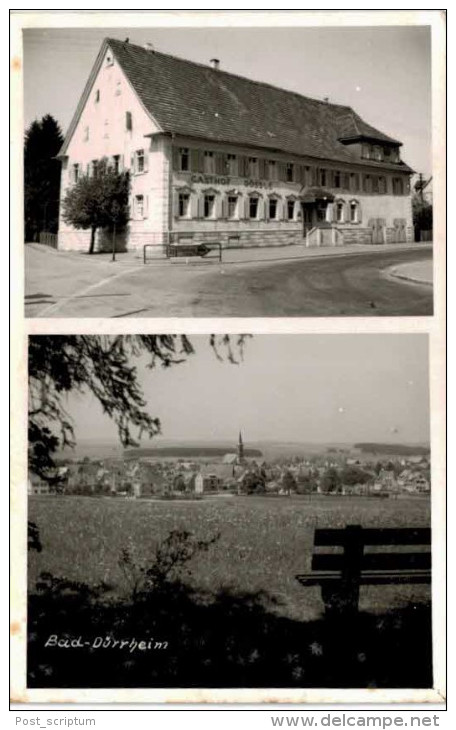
[388,259,433,286]
[26,240,433,268]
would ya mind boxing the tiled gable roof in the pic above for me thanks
[107,38,410,171]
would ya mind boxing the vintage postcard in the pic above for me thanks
[10,9,446,707]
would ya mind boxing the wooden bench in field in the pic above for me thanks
[296,524,431,616]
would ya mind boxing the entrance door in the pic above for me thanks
[302,204,314,237]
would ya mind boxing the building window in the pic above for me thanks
[319,169,327,187]
[126,111,132,131]
[83,126,89,142]
[95,89,100,103]
[226,154,237,176]
[286,163,294,183]
[267,160,278,181]
[113,155,120,175]
[135,149,145,173]
[179,148,189,172]
[372,176,379,194]
[249,196,259,219]
[204,151,215,174]
[91,160,98,177]
[334,171,341,188]
[316,203,326,222]
[364,175,373,193]
[72,163,80,183]
[362,143,371,159]
[350,201,359,223]
[135,195,144,218]
[393,177,404,195]
[384,146,400,163]
[336,201,344,223]
[349,173,359,192]
[248,157,258,177]
[268,198,278,220]
[378,176,386,194]
[227,195,238,219]
[287,200,295,220]
[204,194,215,218]
[178,193,190,218]
[373,145,383,161]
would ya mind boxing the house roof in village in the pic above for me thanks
[60,38,412,172]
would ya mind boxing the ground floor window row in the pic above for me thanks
[173,191,364,224]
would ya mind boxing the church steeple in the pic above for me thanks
[238,431,244,462]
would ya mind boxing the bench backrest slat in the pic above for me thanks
[312,551,431,573]
[314,527,430,547]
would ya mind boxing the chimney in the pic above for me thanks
[144,42,154,52]
[210,58,220,70]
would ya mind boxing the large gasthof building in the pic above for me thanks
[57,37,414,253]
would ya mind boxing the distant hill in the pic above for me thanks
[124,446,263,459]
[354,443,430,456]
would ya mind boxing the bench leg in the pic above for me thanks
[321,583,360,618]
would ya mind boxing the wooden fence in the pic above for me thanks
[39,232,58,249]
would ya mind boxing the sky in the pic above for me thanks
[64,334,430,447]
[22,22,432,175]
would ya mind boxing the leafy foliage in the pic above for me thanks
[28,335,250,480]
[118,530,221,601]
[61,157,130,253]
[24,114,64,240]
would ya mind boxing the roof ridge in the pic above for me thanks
[106,36,353,113]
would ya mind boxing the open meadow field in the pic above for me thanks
[27,493,433,687]
[28,493,431,621]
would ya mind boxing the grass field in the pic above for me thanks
[28,493,431,621]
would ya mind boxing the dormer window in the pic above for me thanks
[373,145,383,161]
[362,144,371,160]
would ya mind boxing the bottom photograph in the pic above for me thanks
[27,333,432,690]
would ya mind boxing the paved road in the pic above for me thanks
[25,245,433,318]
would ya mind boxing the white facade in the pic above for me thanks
[58,44,414,252]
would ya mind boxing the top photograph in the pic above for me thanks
[23,24,435,318]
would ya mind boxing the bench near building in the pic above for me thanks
[57,38,414,253]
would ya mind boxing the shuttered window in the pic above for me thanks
[249,197,259,219]
[248,157,258,177]
[179,148,189,171]
[227,195,238,219]
[227,154,237,176]
[178,193,190,218]
[204,151,215,174]
[204,194,216,218]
